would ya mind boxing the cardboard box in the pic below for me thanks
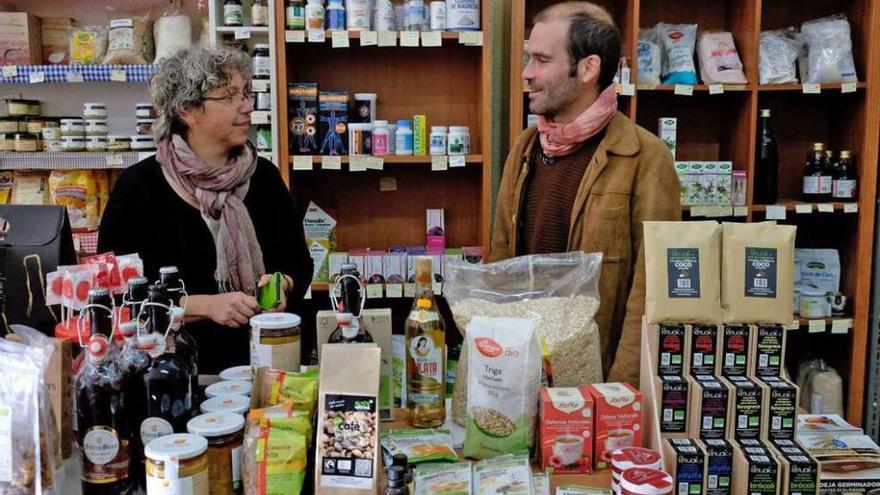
[721,324,753,378]
[801,435,880,493]
[722,375,764,441]
[427,251,443,283]
[703,162,720,205]
[303,201,337,283]
[426,209,446,251]
[383,252,406,284]
[750,324,785,378]
[770,439,820,495]
[366,250,386,284]
[318,91,348,156]
[406,246,426,282]
[656,324,687,376]
[688,324,720,377]
[717,161,733,206]
[687,374,730,440]
[328,252,349,283]
[687,162,706,206]
[796,414,862,438]
[40,17,72,65]
[349,249,368,283]
[442,248,462,283]
[413,114,427,155]
[659,117,677,159]
[289,82,320,154]
[49,338,73,459]
[392,334,406,407]
[756,376,798,442]
[699,439,734,495]
[732,440,780,495]
[0,13,40,65]
[663,439,705,494]
[732,170,747,207]
[585,383,642,470]
[539,387,594,474]
[675,161,692,206]
[656,375,689,437]
[316,309,394,421]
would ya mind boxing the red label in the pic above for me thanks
[475,337,502,357]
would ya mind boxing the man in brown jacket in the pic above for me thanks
[490,1,680,387]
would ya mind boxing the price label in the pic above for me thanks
[251,111,270,124]
[66,71,84,83]
[733,206,749,217]
[421,31,442,47]
[618,83,635,96]
[379,176,397,192]
[349,155,369,171]
[322,156,342,170]
[366,284,383,299]
[331,30,350,48]
[252,79,270,92]
[709,206,733,217]
[459,31,482,46]
[105,154,125,167]
[432,282,442,296]
[110,69,127,82]
[817,203,835,213]
[378,31,397,47]
[841,82,858,93]
[449,155,466,168]
[404,283,416,298]
[787,320,800,331]
[431,155,448,171]
[795,204,814,214]
[1,65,16,78]
[137,152,156,162]
[765,205,787,220]
[808,319,826,333]
[708,84,724,95]
[400,31,420,47]
[292,155,313,170]
[366,157,384,170]
[386,284,403,298]
[308,29,326,43]
[234,27,251,39]
[360,31,378,46]
[28,71,45,84]
[831,318,852,334]
[674,84,694,96]
[844,203,859,213]
[286,30,306,43]
[802,83,821,94]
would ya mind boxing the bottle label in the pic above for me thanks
[409,335,443,382]
[802,176,820,194]
[252,5,269,25]
[287,6,305,29]
[224,5,244,24]
[744,247,777,298]
[374,133,388,154]
[147,469,209,495]
[818,176,833,194]
[83,426,120,465]
[833,179,856,199]
[254,57,271,77]
[140,417,174,446]
[666,248,701,298]
[82,426,129,484]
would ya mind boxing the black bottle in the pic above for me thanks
[159,266,200,410]
[118,277,151,490]
[755,109,779,204]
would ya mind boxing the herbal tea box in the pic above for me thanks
[585,383,642,470]
[770,439,820,495]
[349,249,368,282]
[663,439,705,495]
[698,439,734,495]
[656,375,689,437]
[328,252,349,283]
[750,324,785,378]
[656,324,687,376]
[539,387,594,474]
[722,375,764,441]
[442,248,463,282]
[721,324,753,378]
[318,90,348,156]
[303,201,338,283]
[702,162,720,205]
[383,252,406,284]
[732,440,780,495]
[659,117,677,159]
[288,82,319,155]
[406,246,426,282]
[688,324,720,377]
[366,250,386,284]
[757,376,798,442]
[687,374,730,440]
[426,209,446,250]
[717,161,733,206]
[675,162,692,206]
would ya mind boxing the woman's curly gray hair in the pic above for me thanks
[149,47,252,141]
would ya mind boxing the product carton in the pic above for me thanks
[756,376,798,442]
[426,209,446,251]
[750,324,785,378]
[702,162,720,205]
[40,17,72,65]
[316,309,394,421]
[405,246,426,282]
[366,250,386,284]
[732,440,780,495]
[318,91,348,156]
[349,249,368,283]
[328,252,349,283]
[288,82,319,154]
[717,161,733,206]
[585,383,642,470]
[303,201,337,283]
[688,324,720,377]
[0,13,41,65]
[663,439,705,494]
[801,435,880,493]
[698,439,734,495]
[686,374,730,440]
[659,117,677,159]
[796,414,862,439]
[721,324,753,378]
[383,251,406,284]
[12,172,50,205]
[427,250,443,283]
[413,114,427,155]
[656,375,689,437]
[770,439,820,495]
[656,323,687,376]
[732,170,747,206]
[539,387,594,474]
[721,375,764,441]
[442,248,462,283]
[675,162,692,206]
[686,162,704,206]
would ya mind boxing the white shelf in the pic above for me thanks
[0,151,150,170]
[215,26,270,33]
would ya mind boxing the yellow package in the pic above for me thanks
[94,170,110,220]
[48,170,98,231]
[12,172,50,205]
[0,172,13,204]
[69,26,107,65]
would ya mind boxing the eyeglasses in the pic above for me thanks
[201,88,254,106]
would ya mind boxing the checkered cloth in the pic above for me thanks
[0,64,158,84]
[74,231,99,255]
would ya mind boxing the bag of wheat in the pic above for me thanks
[444,252,603,427]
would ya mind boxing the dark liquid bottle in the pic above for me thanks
[803,143,830,202]
[118,277,151,490]
[755,109,779,204]
[76,289,132,495]
[833,150,857,200]
[141,284,194,448]
[328,263,374,344]
[384,466,410,495]
[159,266,200,410]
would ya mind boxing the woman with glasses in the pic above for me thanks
[98,47,313,373]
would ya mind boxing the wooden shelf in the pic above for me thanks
[636,84,752,92]
[284,29,469,41]
[758,82,867,92]
[752,200,859,213]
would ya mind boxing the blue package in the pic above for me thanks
[658,23,698,85]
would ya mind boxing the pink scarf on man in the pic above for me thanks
[537,84,618,157]
[157,136,265,295]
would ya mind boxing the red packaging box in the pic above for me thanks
[539,386,594,474]
[586,382,643,470]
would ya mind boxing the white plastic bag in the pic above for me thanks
[657,23,698,85]
[801,14,858,84]
[759,28,801,84]
[102,6,151,65]
[637,28,662,85]
[697,31,747,84]
[154,0,192,63]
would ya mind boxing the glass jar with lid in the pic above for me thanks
[249,313,301,371]
[85,119,109,136]
[0,117,19,134]
[0,134,13,152]
[62,136,86,151]
[131,135,157,151]
[6,99,39,116]
[204,380,252,399]
[252,44,271,77]
[13,133,38,152]
[252,0,269,26]
[107,135,132,151]
[136,103,157,119]
[219,365,253,382]
[223,0,244,26]
[199,395,250,416]
[186,413,245,495]
[145,433,209,495]
[86,136,108,152]
[83,102,108,119]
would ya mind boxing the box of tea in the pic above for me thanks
[585,383,642,470]
[539,387,594,474]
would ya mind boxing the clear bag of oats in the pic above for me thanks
[444,252,604,427]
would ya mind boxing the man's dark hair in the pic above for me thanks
[533,2,621,89]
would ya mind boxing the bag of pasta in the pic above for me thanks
[444,251,603,427]
[242,413,309,495]
[48,170,99,232]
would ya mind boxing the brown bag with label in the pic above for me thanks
[645,221,722,323]
[721,222,796,324]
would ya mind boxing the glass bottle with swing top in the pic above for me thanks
[328,263,374,344]
[159,266,199,410]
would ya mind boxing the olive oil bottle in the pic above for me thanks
[405,257,446,427]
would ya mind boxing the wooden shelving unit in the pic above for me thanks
[510,0,880,426]
[274,0,492,255]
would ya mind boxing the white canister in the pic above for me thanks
[85,120,108,136]
[200,395,250,415]
[374,0,396,31]
[205,380,252,399]
[446,0,479,30]
[347,0,372,30]
[305,0,325,30]
[86,136,107,152]
[250,313,302,372]
[429,126,447,155]
[83,102,108,119]
[618,467,673,495]
[799,288,829,319]
[430,1,447,30]
[144,434,209,495]
[447,125,470,155]
[219,365,253,382]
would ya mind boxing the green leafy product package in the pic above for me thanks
[243,415,309,495]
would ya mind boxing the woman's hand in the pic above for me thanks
[185,293,260,327]
[258,274,290,313]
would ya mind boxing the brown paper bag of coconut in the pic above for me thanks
[315,345,381,494]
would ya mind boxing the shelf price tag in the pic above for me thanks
[817,203,835,213]
[366,284,383,299]
[304,286,312,300]
[66,71,84,83]
[844,203,859,213]
[449,155,466,168]
[795,204,813,214]
[331,30,350,48]
[378,31,397,47]
[308,29,326,43]
[765,205,787,220]
[349,155,369,171]
[404,283,416,298]
[386,284,403,298]
[110,69,127,82]
[105,153,125,167]
[322,156,342,170]
[286,30,306,43]
[802,83,821,94]
[708,84,724,95]
[366,157,384,170]
[137,152,156,162]
[234,27,251,39]
[459,31,483,46]
[421,31,442,47]
[618,83,635,96]
[673,84,694,96]
[1,65,16,78]
[293,155,313,170]
[733,206,749,217]
[251,111,270,124]
[431,155,448,171]
[360,31,378,46]
[787,320,800,331]
[252,79,270,92]
[432,282,443,296]
[28,71,45,84]
[808,319,826,333]
[400,31,420,47]
[379,176,397,192]
[831,318,852,334]
[841,82,858,93]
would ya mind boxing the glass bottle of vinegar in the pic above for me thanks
[405,257,446,428]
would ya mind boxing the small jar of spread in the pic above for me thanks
[186,413,245,495]
[42,126,61,141]
[85,119,109,136]
[60,118,85,137]
[205,380,252,399]
[199,395,250,416]
[61,135,86,151]
[25,117,45,135]
[252,44,271,77]
[131,135,157,150]
[0,134,15,151]
[6,99,40,117]
[86,136,108,152]
[145,433,210,495]
[0,118,20,134]
[249,313,302,371]
[136,118,155,136]
[83,102,108,119]
[219,365,253,382]
[107,135,131,151]
[136,103,157,119]
[44,139,63,152]
[14,133,39,152]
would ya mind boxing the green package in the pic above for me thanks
[381,428,458,464]
[245,416,308,495]
[414,462,472,495]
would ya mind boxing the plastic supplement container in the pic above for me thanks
[83,102,108,119]
[373,120,389,155]
[252,44,271,77]
[446,0,480,31]
[145,433,210,495]
[187,413,245,495]
[200,395,250,416]
[219,365,253,382]
[618,467,673,495]
[447,126,470,155]
[430,1,447,30]
[799,288,829,319]
[250,313,302,372]
[354,93,377,123]
[429,126,448,155]
[346,0,371,30]
[305,0,325,30]
[395,120,414,155]
[205,380,252,399]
